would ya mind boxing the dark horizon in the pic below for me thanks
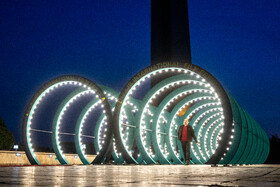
[1,0,280,143]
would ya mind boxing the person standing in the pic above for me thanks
[177,118,199,165]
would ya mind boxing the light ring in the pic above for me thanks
[22,75,113,165]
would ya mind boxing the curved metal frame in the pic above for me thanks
[22,63,270,165]
[22,75,113,165]
[113,62,234,164]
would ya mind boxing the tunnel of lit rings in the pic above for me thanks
[22,63,269,165]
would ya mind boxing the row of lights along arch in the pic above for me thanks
[23,63,269,165]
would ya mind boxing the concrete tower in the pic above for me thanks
[151,0,192,65]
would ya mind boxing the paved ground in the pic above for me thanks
[0,164,279,186]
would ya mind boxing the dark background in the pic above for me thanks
[1,0,279,143]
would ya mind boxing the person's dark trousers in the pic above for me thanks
[181,141,191,161]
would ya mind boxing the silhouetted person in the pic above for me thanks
[177,118,199,165]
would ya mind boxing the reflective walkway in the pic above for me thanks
[0,165,279,186]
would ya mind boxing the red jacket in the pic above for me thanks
[177,125,198,143]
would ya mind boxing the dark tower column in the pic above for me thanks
[151,0,192,65]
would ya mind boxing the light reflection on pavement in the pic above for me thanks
[0,165,279,186]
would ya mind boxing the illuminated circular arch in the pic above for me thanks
[168,97,221,164]
[52,87,92,165]
[22,75,113,165]
[152,85,217,164]
[135,74,223,164]
[22,63,270,165]
[113,62,233,164]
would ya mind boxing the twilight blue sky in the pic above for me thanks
[0,0,279,142]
